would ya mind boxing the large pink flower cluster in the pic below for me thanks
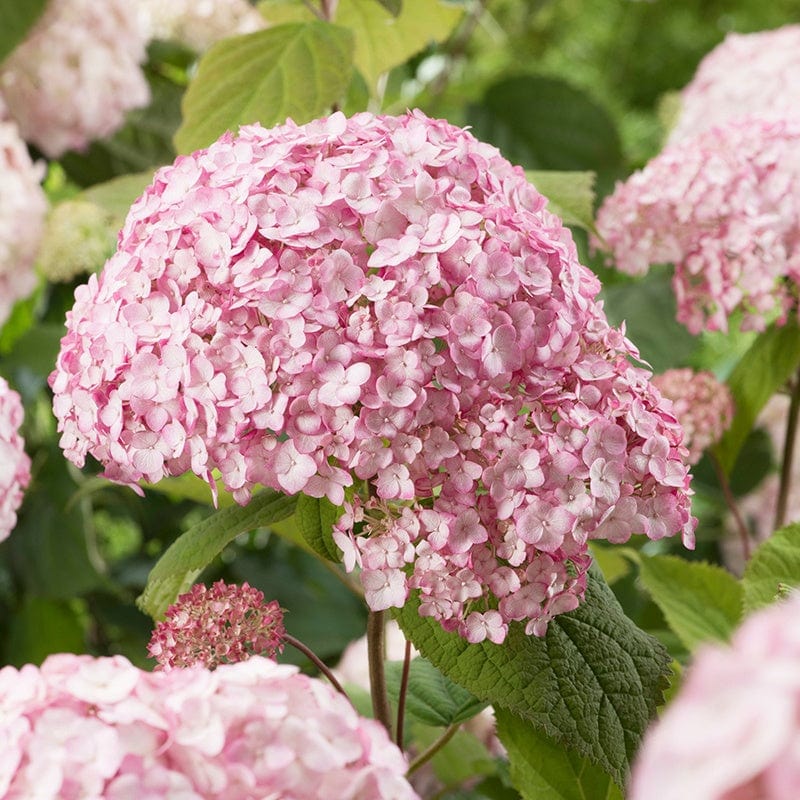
[0,116,47,325]
[140,0,266,52]
[0,0,150,158]
[631,594,800,800]
[0,377,31,542]
[50,111,694,642]
[651,369,734,465]
[668,25,800,144]
[0,653,418,799]
[594,116,800,334]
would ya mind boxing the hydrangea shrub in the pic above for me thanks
[0,653,419,799]
[50,110,695,642]
[0,377,31,543]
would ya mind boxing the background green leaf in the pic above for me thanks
[637,555,742,651]
[296,494,343,562]
[497,708,623,800]
[4,597,86,667]
[0,0,49,64]
[742,523,800,613]
[175,23,354,154]
[137,489,296,619]
[525,170,597,232]
[395,571,671,788]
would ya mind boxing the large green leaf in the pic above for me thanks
[467,76,624,196]
[525,170,596,233]
[4,597,87,667]
[637,555,742,651]
[296,494,343,562]
[385,657,488,727]
[335,0,462,91]
[742,523,800,613]
[496,708,622,800]
[0,0,48,64]
[175,23,354,154]
[80,171,155,219]
[395,571,671,788]
[137,489,296,619]
[714,320,800,474]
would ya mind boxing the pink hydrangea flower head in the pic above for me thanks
[147,580,285,669]
[50,110,695,642]
[0,377,31,542]
[0,653,419,799]
[594,116,800,334]
[0,0,150,158]
[630,594,800,800]
[651,369,734,465]
[0,115,46,324]
[140,0,267,52]
[668,25,800,143]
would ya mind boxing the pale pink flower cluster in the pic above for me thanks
[651,369,734,465]
[0,377,31,542]
[50,110,695,642]
[0,117,47,325]
[0,0,150,158]
[139,0,266,52]
[148,580,285,669]
[595,116,800,334]
[0,653,419,799]
[668,26,800,144]
[631,594,800,800]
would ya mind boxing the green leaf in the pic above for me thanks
[296,494,343,562]
[589,543,633,586]
[0,0,48,64]
[141,472,236,508]
[714,319,800,474]
[467,76,624,196]
[637,555,742,651]
[175,23,354,154]
[137,489,297,619]
[413,723,497,786]
[4,597,87,667]
[79,171,154,219]
[742,523,800,613]
[496,709,622,800]
[385,657,488,727]
[335,0,462,91]
[395,571,670,788]
[525,170,596,233]
[375,0,402,15]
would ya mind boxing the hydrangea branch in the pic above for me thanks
[396,637,413,747]
[406,723,461,776]
[710,452,751,561]
[368,609,393,735]
[775,367,800,530]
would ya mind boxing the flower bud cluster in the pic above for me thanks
[51,110,695,642]
[594,116,800,334]
[631,594,800,800]
[148,580,285,670]
[0,0,150,158]
[0,377,31,542]
[651,369,734,465]
[0,653,419,799]
[668,25,800,143]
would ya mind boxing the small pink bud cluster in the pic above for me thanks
[50,110,695,642]
[0,377,31,542]
[631,594,800,800]
[651,369,734,465]
[0,116,47,325]
[668,25,800,144]
[0,653,419,799]
[148,580,285,669]
[140,0,267,52]
[0,0,150,158]
[594,116,800,334]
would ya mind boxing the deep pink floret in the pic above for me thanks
[0,653,419,799]
[50,110,695,641]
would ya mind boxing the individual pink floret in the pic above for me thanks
[0,0,150,158]
[0,115,47,325]
[595,116,800,334]
[630,594,800,800]
[0,653,419,799]
[0,377,31,543]
[652,369,734,465]
[668,25,800,144]
[50,110,695,642]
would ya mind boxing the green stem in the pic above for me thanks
[710,453,751,561]
[367,610,393,735]
[283,634,348,698]
[775,368,800,531]
[395,638,412,747]
[406,723,460,776]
